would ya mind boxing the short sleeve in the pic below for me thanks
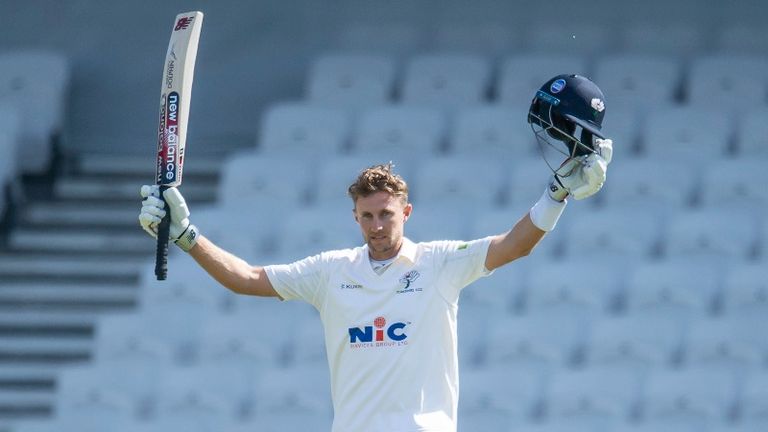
[264,254,327,308]
[436,236,494,301]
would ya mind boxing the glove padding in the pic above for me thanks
[548,138,612,201]
[139,185,199,252]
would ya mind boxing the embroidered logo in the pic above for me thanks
[397,270,422,294]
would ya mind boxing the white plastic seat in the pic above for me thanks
[642,367,738,425]
[644,107,732,161]
[593,54,680,112]
[311,155,414,207]
[585,315,684,370]
[432,23,519,58]
[523,260,620,319]
[352,106,446,158]
[504,155,557,208]
[525,22,612,56]
[497,54,588,111]
[683,316,764,370]
[274,206,361,258]
[600,105,642,161]
[700,159,766,211]
[716,24,768,54]
[231,412,333,432]
[400,53,491,109]
[721,262,768,318]
[688,55,768,111]
[620,22,703,56]
[137,259,228,316]
[512,422,605,432]
[485,313,587,371]
[291,320,327,366]
[469,206,560,261]
[404,207,469,243]
[599,159,696,213]
[623,261,721,321]
[252,365,332,415]
[449,105,534,159]
[737,107,768,157]
[561,208,660,263]
[740,373,768,423]
[306,54,395,109]
[217,153,310,211]
[460,263,525,318]
[613,422,700,432]
[0,50,69,174]
[191,205,276,260]
[257,103,350,156]
[334,22,422,59]
[545,367,642,425]
[664,209,756,261]
[155,364,256,422]
[459,366,544,423]
[411,156,505,210]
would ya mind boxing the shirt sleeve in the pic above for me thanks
[436,236,494,302]
[263,253,327,309]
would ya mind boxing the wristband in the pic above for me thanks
[174,224,199,252]
[529,190,567,232]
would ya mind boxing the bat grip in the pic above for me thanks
[155,185,171,280]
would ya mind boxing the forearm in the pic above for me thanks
[188,235,278,297]
[486,213,547,271]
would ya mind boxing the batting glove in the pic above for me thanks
[547,138,612,201]
[139,185,199,252]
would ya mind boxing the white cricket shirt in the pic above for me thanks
[265,236,493,432]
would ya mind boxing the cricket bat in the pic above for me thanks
[155,11,203,280]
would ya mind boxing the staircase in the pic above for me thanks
[0,152,224,424]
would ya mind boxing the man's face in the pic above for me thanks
[353,191,412,261]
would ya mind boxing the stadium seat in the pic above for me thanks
[585,315,684,370]
[620,22,703,56]
[525,22,612,56]
[13,419,149,432]
[700,159,766,211]
[511,421,605,432]
[737,107,768,157]
[497,54,588,111]
[290,319,327,366]
[94,311,204,365]
[612,421,700,432]
[468,206,560,262]
[687,55,768,110]
[643,106,732,161]
[561,207,660,263]
[137,259,228,315]
[306,53,395,109]
[400,53,491,109]
[0,103,20,195]
[664,209,757,261]
[599,159,696,213]
[251,365,332,415]
[257,103,350,156]
[0,50,69,174]
[410,155,505,210]
[503,155,559,209]
[458,366,544,425]
[191,205,277,261]
[593,54,681,112]
[716,23,768,54]
[721,262,768,318]
[641,367,738,425]
[217,153,310,212]
[683,316,764,371]
[599,106,642,161]
[351,105,446,158]
[623,261,721,320]
[544,367,642,426]
[740,373,768,423]
[523,259,620,319]
[155,364,256,422]
[333,22,423,59]
[403,206,470,243]
[274,206,362,258]
[230,412,334,432]
[449,105,534,159]
[485,313,587,371]
[707,423,768,432]
[431,22,519,59]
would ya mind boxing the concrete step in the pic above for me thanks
[75,154,224,178]
[22,203,140,229]
[0,285,135,305]
[54,178,218,202]
[8,230,149,254]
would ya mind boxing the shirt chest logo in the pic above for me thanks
[397,270,422,294]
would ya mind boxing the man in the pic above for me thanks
[138,74,612,432]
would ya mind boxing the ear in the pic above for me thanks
[352,208,359,223]
[403,203,413,222]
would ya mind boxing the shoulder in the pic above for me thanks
[317,245,363,266]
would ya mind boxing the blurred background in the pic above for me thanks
[0,0,766,431]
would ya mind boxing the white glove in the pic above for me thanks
[548,138,612,201]
[139,185,199,252]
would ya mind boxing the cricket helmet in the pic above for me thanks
[528,74,606,158]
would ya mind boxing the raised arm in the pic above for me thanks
[139,185,280,297]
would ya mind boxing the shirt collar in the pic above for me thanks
[362,237,418,265]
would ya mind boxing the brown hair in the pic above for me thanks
[347,162,409,204]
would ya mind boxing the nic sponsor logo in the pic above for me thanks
[348,316,409,348]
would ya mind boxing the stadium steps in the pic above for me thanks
[0,152,223,422]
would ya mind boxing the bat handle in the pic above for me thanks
[155,185,171,280]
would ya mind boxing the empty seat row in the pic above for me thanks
[304,52,768,112]
[254,103,768,160]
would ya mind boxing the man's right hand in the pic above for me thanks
[139,185,199,252]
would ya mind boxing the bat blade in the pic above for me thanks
[155,11,203,280]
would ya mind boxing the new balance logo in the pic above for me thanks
[175,17,195,31]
